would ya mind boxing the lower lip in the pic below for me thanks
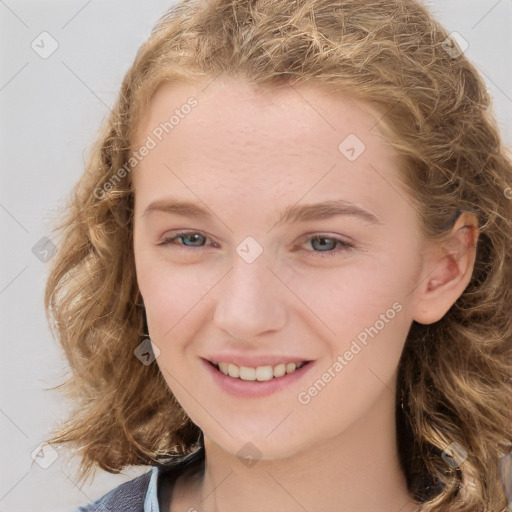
[202,359,315,398]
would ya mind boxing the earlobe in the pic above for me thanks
[412,213,479,325]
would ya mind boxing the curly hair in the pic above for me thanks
[44,0,512,510]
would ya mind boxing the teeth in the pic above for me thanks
[273,363,286,378]
[256,366,273,381]
[214,361,306,381]
[286,362,296,374]
[227,363,240,378]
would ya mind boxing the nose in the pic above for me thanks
[212,253,288,342]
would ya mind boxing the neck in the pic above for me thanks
[173,387,420,512]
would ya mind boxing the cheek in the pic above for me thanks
[135,252,218,341]
[288,254,414,346]
[295,267,411,427]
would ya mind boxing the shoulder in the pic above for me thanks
[74,467,155,512]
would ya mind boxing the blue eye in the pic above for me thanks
[159,231,210,247]
[306,235,354,254]
[158,231,355,256]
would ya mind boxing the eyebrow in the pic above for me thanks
[142,198,382,226]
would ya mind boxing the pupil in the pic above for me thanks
[312,237,334,252]
[184,234,203,246]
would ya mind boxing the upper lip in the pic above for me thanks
[203,355,312,367]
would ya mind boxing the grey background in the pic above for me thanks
[1,1,511,511]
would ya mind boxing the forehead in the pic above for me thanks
[132,76,405,217]
[135,76,380,150]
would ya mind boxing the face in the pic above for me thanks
[132,76,428,460]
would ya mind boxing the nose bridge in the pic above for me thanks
[212,251,287,339]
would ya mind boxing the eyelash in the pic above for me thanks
[158,230,355,257]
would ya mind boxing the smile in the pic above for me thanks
[211,361,309,381]
[202,358,315,398]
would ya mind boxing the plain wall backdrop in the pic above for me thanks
[1,1,511,511]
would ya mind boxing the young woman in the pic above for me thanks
[44,0,512,511]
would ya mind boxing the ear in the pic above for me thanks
[411,212,480,325]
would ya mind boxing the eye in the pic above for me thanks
[158,231,355,257]
[159,231,214,248]
[300,234,355,256]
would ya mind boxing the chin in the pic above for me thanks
[204,425,311,462]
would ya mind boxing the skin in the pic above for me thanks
[132,75,479,512]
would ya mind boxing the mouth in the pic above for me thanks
[207,360,312,382]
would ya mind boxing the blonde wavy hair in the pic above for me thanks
[44,0,512,510]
